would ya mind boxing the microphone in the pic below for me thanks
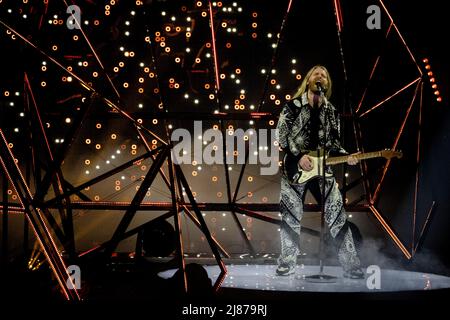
[316,81,324,93]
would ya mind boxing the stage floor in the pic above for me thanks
[158,264,450,293]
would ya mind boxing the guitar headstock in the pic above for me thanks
[381,149,403,159]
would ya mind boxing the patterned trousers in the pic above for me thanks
[278,175,361,273]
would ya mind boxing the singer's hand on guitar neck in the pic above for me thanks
[299,154,314,171]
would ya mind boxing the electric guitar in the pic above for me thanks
[283,149,403,184]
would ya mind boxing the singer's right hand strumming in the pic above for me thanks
[299,154,314,171]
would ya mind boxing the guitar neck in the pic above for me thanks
[326,151,383,165]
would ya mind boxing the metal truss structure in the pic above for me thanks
[0,0,437,300]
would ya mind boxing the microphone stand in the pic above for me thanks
[303,86,337,283]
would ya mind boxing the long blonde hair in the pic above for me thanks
[292,65,332,100]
